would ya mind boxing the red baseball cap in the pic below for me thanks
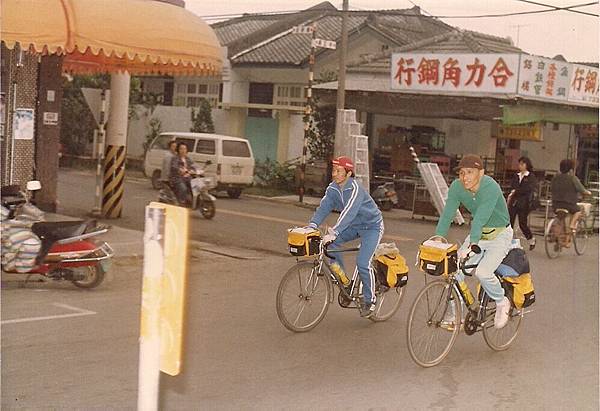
[332,156,354,171]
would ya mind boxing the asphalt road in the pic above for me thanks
[1,168,598,409]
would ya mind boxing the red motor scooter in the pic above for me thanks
[1,181,114,289]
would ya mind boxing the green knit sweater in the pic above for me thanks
[435,175,510,243]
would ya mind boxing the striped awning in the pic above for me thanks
[1,0,222,76]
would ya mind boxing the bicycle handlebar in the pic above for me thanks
[459,244,482,276]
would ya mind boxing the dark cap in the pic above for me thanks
[456,154,484,170]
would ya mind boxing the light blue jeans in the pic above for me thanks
[328,221,384,305]
[455,226,514,302]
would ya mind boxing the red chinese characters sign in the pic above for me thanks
[391,53,519,94]
[568,64,599,106]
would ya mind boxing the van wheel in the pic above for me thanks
[151,170,162,190]
[227,188,242,199]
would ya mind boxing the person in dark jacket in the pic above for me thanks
[170,142,196,205]
[507,157,538,250]
[551,159,591,240]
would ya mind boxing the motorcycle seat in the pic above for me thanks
[32,220,96,262]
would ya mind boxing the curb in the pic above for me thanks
[242,194,432,223]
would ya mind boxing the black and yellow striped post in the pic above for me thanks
[102,144,126,218]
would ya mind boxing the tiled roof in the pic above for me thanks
[212,16,282,46]
[213,4,454,66]
[348,30,524,73]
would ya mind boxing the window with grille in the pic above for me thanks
[173,81,221,108]
[273,84,306,107]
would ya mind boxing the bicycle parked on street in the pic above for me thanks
[276,227,408,332]
[544,202,591,259]
[406,239,529,368]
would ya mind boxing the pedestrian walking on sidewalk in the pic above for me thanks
[507,156,538,250]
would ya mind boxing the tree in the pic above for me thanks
[190,98,215,133]
[60,74,109,155]
[305,96,336,161]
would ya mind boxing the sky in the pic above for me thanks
[186,0,599,63]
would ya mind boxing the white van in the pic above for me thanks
[144,132,254,198]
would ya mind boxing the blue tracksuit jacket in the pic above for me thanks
[308,177,383,305]
[308,177,382,234]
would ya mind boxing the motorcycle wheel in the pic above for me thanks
[200,201,216,219]
[379,201,393,211]
[72,264,106,289]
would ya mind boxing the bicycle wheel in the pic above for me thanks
[276,262,331,333]
[407,280,462,367]
[369,285,405,322]
[544,218,561,259]
[482,296,523,351]
[574,218,589,255]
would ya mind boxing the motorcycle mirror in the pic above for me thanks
[26,180,41,191]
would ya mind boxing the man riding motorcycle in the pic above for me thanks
[170,142,196,205]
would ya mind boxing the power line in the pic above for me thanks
[196,2,599,21]
[516,0,599,17]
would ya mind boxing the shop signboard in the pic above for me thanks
[390,53,520,94]
[517,56,570,102]
[567,64,599,106]
[498,122,543,142]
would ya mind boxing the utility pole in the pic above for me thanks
[334,0,349,157]
[299,24,317,203]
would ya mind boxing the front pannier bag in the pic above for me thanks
[374,243,409,288]
[418,239,458,276]
[287,227,321,257]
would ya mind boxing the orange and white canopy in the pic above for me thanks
[1,0,222,76]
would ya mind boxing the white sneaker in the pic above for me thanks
[494,297,511,329]
[440,301,457,331]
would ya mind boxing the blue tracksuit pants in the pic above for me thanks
[329,221,384,304]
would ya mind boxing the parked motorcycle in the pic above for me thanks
[372,181,399,212]
[1,181,113,288]
[158,161,217,219]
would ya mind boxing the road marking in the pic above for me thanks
[1,303,97,325]
[217,209,412,242]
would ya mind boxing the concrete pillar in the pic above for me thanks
[276,110,290,162]
[102,72,130,218]
[35,54,63,212]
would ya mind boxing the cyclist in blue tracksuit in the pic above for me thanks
[307,156,384,318]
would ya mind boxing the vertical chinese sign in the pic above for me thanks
[517,56,570,102]
[390,53,520,94]
[568,64,599,106]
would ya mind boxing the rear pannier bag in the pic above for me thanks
[418,240,458,276]
[287,227,321,257]
[375,253,409,288]
[501,273,535,309]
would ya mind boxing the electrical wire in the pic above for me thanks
[196,1,599,21]
[516,0,599,17]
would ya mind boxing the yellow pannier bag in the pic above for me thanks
[375,253,409,288]
[502,273,535,309]
[287,227,321,257]
[418,240,458,276]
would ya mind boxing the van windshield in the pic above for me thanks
[222,140,251,157]
[151,135,175,150]
[175,138,196,152]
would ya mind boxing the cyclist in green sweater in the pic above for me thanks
[435,154,512,329]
